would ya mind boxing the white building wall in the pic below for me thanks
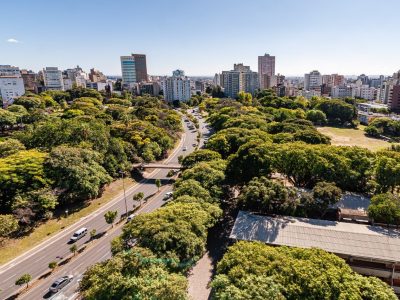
[0,77,25,106]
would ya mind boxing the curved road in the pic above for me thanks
[0,109,210,300]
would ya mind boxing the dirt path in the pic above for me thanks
[188,252,213,300]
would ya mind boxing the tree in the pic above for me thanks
[69,244,78,256]
[173,179,212,202]
[368,193,400,225]
[132,192,145,207]
[0,150,48,212]
[238,177,291,214]
[90,229,97,241]
[44,146,112,201]
[181,149,222,169]
[0,138,26,158]
[0,109,17,131]
[226,141,276,185]
[374,153,400,192]
[80,247,188,300]
[104,210,118,228]
[15,273,32,289]
[0,215,19,240]
[121,202,221,263]
[312,181,342,216]
[48,261,57,272]
[155,179,161,192]
[315,99,355,125]
[212,241,396,300]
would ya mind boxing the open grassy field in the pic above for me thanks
[317,126,396,151]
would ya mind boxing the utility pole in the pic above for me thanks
[120,170,128,218]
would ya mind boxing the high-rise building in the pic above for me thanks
[161,69,191,102]
[121,55,136,87]
[304,70,322,91]
[131,54,147,83]
[221,63,259,98]
[120,54,148,88]
[357,74,370,86]
[43,67,64,91]
[390,85,400,111]
[0,65,25,106]
[258,53,275,89]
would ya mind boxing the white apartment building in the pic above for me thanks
[304,70,322,91]
[331,85,357,98]
[0,65,25,106]
[161,69,191,102]
[359,85,376,101]
[64,66,87,88]
[43,67,64,91]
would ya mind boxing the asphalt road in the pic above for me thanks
[0,109,211,300]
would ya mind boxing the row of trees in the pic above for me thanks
[80,138,228,298]
[0,89,182,239]
[212,241,397,299]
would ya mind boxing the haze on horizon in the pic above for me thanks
[1,0,400,76]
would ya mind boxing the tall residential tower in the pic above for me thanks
[120,53,148,88]
[258,53,275,89]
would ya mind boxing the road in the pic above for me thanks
[0,109,211,300]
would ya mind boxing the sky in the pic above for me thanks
[1,0,400,76]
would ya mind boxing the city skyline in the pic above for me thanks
[2,0,400,76]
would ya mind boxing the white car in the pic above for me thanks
[163,192,173,200]
[127,214,136,222]
[70,227,87,242]
[49,275,73,293]
[182,146,188,151]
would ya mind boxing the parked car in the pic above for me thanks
[163,191,173,200]
[70,227,87,242]
[127,214,136,222]
[49,275,73,293]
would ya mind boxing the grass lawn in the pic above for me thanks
[0,177,136,265]
[317,126,396,151]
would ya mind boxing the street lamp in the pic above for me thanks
[65,209,69,218]
[120,170,128,218]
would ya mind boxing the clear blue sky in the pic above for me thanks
[1,0,400,76]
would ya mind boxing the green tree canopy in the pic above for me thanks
[212,241,396,300]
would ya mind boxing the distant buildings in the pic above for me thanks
[20,69,41,93]
[221,63,258,98]
[161,69,191,102]
[139,82,160,96]
[304,70,322,91]
[43,67,64,91]
[89,68,107,83]
[0,65,25,106]
[258,53,275,89]
[120,54,148,88]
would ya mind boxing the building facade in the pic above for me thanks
[222,63,259,98]
[120,54,148,88]
[258,53,275,89]
[43,67,64,90]
[304,70,322,91]
[131,54,147,83]
[0,65,25,106]
[161,69,191,102]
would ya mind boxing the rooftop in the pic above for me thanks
[230,211,400,263]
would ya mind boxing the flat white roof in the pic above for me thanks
[230,211,400,263]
